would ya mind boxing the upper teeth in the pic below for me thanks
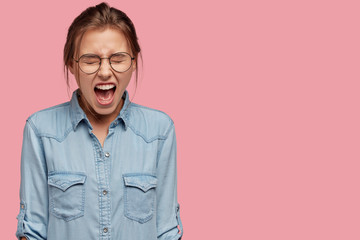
[95,84,115,90]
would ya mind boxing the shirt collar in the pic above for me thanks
[70,89,130,131]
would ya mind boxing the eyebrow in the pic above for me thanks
[80,52,127,57]
[81,53,99,57]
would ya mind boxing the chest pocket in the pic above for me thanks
[123,174,157,223]
[48,172,87,221]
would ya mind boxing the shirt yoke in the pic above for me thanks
[26,101,174,143]
[127,103,174,143]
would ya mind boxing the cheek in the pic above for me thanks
[123,72,134,83]
[115,74,131,87]
[77,73,94,90]
[80,81,92,92]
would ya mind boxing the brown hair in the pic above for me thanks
[63,2,142,93]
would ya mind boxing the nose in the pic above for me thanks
[97,58,112,80]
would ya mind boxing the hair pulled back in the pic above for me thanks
[63,2,141,89]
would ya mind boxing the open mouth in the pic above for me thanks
[94,83,116,105]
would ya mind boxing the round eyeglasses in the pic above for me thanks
[73,52,135,74]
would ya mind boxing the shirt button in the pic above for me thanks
[103,227,108,233]
[103,190,108,195]
[21,204,24,209]
[105,152,110,158]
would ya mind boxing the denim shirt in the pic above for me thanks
[16,89,183,240]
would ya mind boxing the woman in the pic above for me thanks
[16,2,183,240]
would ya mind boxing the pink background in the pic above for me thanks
[1,0,360,239]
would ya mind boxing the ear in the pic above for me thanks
[69,60,75,75]
[68,60,81,86]
[131,60,136,73]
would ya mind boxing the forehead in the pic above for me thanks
[78,27,130,56]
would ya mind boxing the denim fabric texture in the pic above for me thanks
[15,89,183,240]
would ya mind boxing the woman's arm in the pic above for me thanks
[15,120,49,240]
[156,122,183,240]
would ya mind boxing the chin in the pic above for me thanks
[93,99,122,117]
[93,106,118,116]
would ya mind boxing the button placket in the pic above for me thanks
[91,132,111,239]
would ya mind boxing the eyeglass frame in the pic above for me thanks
[73,52,135,74]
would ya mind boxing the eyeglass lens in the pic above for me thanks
[78,53,132,74]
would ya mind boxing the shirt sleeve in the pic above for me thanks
[16,119,48,240]
[156,122,183,240]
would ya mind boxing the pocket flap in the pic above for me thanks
[123,174,157,192]
[48,172,87,191]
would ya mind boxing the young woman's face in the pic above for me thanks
[70,28,135,119]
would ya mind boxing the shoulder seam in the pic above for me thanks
[163,120,175,139]
[26,118,41,137]
[26,119,46,159]
[156,121,175,166]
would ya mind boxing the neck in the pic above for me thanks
[78,94,124,129]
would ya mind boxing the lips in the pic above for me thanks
[94,83,116,105]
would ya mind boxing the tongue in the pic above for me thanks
[95,88,114,101]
